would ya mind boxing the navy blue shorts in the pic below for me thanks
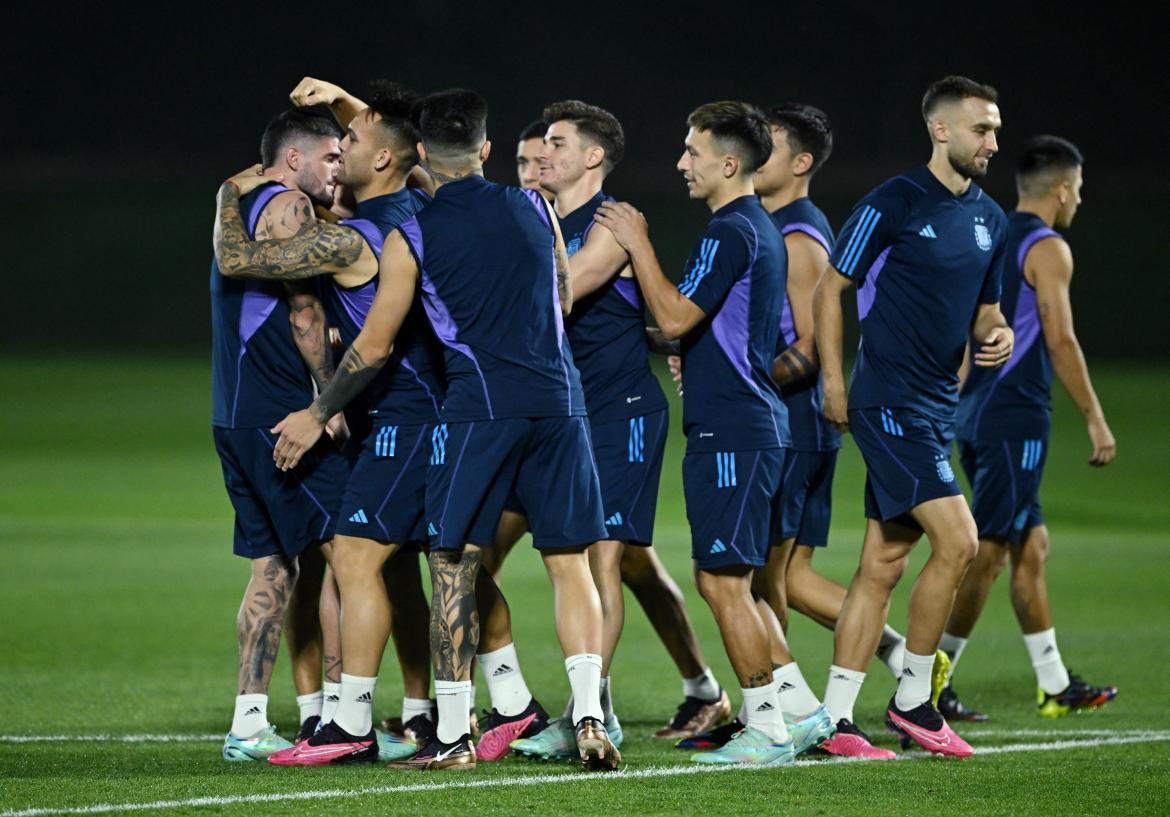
[425,417,607,552]
[775,448,838,547]
[849,407,962,527]
[958,437,1047,544]
[334,421,431,545]
[213,426,348,560]
[683,448,784,570]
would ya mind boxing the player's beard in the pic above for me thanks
[948,150,989,180]
[298,169,336,207]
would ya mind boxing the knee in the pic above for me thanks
[1015,529,1050,574]
[856,553,906,593]
[619,547,655,589]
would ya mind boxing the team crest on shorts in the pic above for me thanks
[935,458,956,483]
[973,218,992,251]
[566,237,582,255]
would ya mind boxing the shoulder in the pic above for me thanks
[1027,232,1073,272]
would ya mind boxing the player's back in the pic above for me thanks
[398,175,585,421]
[956,211,1060,440]
[210,183,313,429]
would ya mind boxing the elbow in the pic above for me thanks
[658,321,684,342]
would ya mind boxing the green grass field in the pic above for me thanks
[1,356,1168,816]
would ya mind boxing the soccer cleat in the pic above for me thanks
[654,690,733,739]
[476,697,550,761]
[222,724,295,762]
[401,713,436,746]
[931,650,951,709]
[690,725,794,766]
[885,697,972,757]
[818,719,897,760]
[388,734,476,771]
[1037,671,1118,718]
[938,686,989,722]
[674,718,743,750]
[295,715,321,743]
[376,728,420,762]
[511,712,623,760]
[575,716,621,770]
[606,712,624,748]
[266,721,378,765]
[785,705,836,755]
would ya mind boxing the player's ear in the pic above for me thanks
[723,154,739,179]
[285,147,301,171]
[374,147,392,172]
[585,144,605,171]
[479,140,492,163]
[928,116,948,144]
[417,142,428,163]
[793,151,814,177]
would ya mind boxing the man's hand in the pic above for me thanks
[822,380,849,432]
[325,412,350,450]
[667,354,683,397]
[1087,415,1116,467]
[973,326,1014,368]
[290,77,346,108]
[271,410,326,471]
[593,201,650,253]
[224,164,284,197]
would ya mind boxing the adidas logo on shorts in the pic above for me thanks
[709,539,727,554]
[348,509,368,524]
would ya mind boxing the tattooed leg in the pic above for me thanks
[237,554,298,695]
[694,566,774,688]
[426,546,483,682]
[285,544,327,694]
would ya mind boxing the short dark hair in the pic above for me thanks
[541,100,626,173]
[765,103,833,175]
[260,108,343,168]
[413,88,488,156]
[519,119,547,142]
[687,101,772,174]
[366,80,421,164]
[921,75,999,121]
[1016,135,1083,195]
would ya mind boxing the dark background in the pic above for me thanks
[4,4,1165,358]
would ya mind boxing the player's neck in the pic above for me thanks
[425,160,483,190]
[1016,197,1058,227]
[552,173,603,218]
[927,152,973,196]
[706,178,755,212]
[758,177,810,213]
[353,172,408,204]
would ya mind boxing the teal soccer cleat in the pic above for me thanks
[690,725,795,766]
[784,704,835,755]
[222,724,294,761]
[511,713,623,760]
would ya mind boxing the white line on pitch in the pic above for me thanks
[2,732,1168,817]
[0,735,221,744]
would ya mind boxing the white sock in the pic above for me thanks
[321,682,342,724]
[565,653,603,724]
[231,693,269,738]
[402,696,432,724]
[1023,628,1070,694]
[939,632,969,681]
[435,679,473,744]
[824,665,865,723]
[478,643,533,717]
[742,680,789,743]
[600,676,614,721]
[894,650,935,711]
[333,673,377,737]
[877,626,907,680]
[683,668,721,702]
[296,691,323,725]
[773,662,822,719]
[737,698,748,723]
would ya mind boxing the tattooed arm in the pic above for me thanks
[537,194,573,315]
[214,182,367,280]
[271,232,421,470]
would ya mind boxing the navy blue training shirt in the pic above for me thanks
[323,187,444,424]
[211,183,314,429]
[561,191,667,422]
[956,211,1062,440]
[830,166,1007,422]
[678,194,789,452]
[769,196,842,452]
[397,175,586,422]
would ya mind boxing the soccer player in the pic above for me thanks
[813,76,1013,759]
[270,88,619,772]
[211,109,351,761]
[940,135,1118,721]
[596,102,796,766]
[505,101,729,761]
[515,119,551,200]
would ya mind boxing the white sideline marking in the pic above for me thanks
[2,732,1168,817]
[0,735,221,744]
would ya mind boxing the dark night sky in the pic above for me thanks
[4,3,1166,357]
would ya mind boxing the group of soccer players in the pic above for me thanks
[208,72,1116,772]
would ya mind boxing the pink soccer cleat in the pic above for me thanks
[885,697,973,758]
[819,719,897,760]
[475,698,549,761]
[267,721,378,765]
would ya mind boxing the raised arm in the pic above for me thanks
[271,232,421,470]
[570,219,632,300]
[1029,238,1115,465]
[812,267,853,431]
[593,201,705,340]
[290,77,367,129]
[772,232,828,386]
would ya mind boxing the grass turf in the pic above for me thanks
[1,356,1168,815]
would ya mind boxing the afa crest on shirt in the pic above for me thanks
[566,237,582,256]
[936,458,956,483]
[973,218,993,252]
